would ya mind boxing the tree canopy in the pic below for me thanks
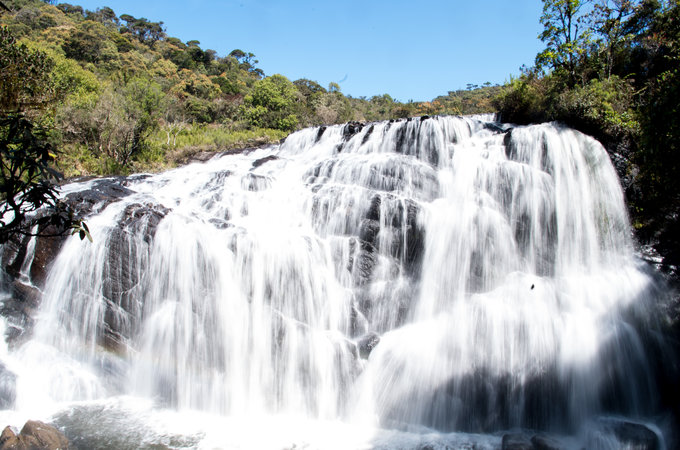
[0,25,86,243]
[495,0,680,255]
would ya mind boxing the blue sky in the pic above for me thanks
[71,0,545,102]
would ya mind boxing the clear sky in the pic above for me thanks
[70,0,546,102]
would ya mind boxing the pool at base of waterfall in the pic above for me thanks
[0,397,666,449]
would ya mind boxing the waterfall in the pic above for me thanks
[0,115,674,448]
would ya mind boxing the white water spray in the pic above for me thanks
[0,116,669,448]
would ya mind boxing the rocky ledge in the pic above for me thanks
[0,420,69,450]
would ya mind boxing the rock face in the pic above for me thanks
[357,332,380,359]
[251,155,279,168]
[501,432,566,450]
[0,420,69,450]
[530,434,563,450]
[1,177,136,346]
[98,202,169,353]
[501,433,534,450]
[588,418,661,450]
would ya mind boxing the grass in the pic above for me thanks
[56,123,289,178]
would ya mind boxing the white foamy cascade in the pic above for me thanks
[1,116,667,446]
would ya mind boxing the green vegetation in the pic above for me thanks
[2,0,678,252]
[0,0,500,181]
[0,23,86,242]
[495,0,680,247]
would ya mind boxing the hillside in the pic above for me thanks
[0,0,498,177]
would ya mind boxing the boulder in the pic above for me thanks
[342,121,364,141]
[530,433,564,450]
[590,418,661,450]
[0,421,69,450]
[502,433,534,450]
[357,332,380,359]
[251,155,279,169]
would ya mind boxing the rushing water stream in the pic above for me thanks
[0,115,675,449]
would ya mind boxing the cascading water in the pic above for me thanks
[0,115,675,449]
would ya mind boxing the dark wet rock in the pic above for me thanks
[483,121,510,134]
[342,121,364,141]
[610,152,638,196]
[64,177,134,217]
[208,218,232,230]
[346,237,377,286]
[241,173,271,191]
[358,219,380,249]
[366,195,381,221]
[315,126,327,142]
[2,178,134,287]
[381,364,576,433]
[530,433,564,450]
[204,170,232,191]
[591,418,661,450]
[119,202,169,243]
[355,196,424,277]
[394,121,439,166]
[361,125,375,145]
[503,129,552,175]
[393,123,415,157]
[9,281,40,309]
[100,202,169,352]
[0,304,30,346]
[1,178,135,292]
[358,332,380,359]
[420,115,430,121]
[0,420,69,450]
[502,433,534,450]
[0,281,43,346]
[388,199,424,275]
[1,235,31,280]
[119,173,152,186]
[252,155,279,169]
[29,230,66,288]
[305,160,336,184]
[0,363,16,409]
[351,250,376,285]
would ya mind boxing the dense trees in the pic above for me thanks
[0,25,86,242]
[0,0,518,182]
[495,0,680,252]
[1,0,501,178]
[536,0,593,84]
[241,74,301,131]
[3,0,677,254]
[0,26,53,112]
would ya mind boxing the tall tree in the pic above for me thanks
[592,0,639,78]
[536,0,593,85]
